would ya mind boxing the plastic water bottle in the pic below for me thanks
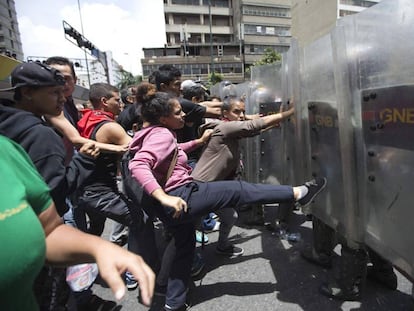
[285,232,301,242]
[66,263,98,291]
[278,229,301,242]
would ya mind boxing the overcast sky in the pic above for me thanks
[15,0,166,75]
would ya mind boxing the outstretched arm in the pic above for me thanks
[199,101,222,118]
[39,202,155,306]
[47,113,128,153]
[260,102,294,132]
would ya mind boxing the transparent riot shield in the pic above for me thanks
[243,63,284,185]
[332,0,414,279]
[238,64,287,224]
[280,39,305,187]
[301,34,353,234]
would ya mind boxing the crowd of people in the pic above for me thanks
[1,56,398,311]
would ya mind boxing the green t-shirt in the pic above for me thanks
[0,135,52,311]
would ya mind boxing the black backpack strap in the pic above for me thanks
[89,120,111,140]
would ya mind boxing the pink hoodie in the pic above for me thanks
[129,125,199,194]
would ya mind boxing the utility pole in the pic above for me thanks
[77,0,90,86]
[209,0,214,75]
[239,22,245,80]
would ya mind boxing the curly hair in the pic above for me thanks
[140,91,176,125]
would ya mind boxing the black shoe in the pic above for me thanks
[216,245,244,257]
[301,246,332,269]
[297,177,327,208]
[367,266,397,290]
[77,294,117,311]
[319,282,361,301]
[164,303,191,311]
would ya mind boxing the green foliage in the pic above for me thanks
[245,48,282,73]
[117,69,142,89]
[207,71,224,88]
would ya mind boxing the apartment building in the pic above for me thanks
[0,0,23,60]
[235,0,291,65]
[142,0,381,82]
[141,0,292,83]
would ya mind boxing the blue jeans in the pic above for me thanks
[142,180,294,309]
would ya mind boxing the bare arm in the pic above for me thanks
[199,101,223,118]
[39,202,155,305]
[47,113,128,154]
[95,122,132,146]
[198,100,222,109]
[260,105,294,132]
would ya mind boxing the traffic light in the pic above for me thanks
[62,20,109,83]
[63,21,95,53]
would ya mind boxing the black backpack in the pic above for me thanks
[119,150,152,226]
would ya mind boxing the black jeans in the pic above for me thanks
[77,188,146,255]
[141,180,294,309]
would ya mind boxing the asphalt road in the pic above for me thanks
[86,208,413,311]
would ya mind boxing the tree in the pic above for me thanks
[117,69,142,89]
[246,48,282,73]
[207,71,224,88]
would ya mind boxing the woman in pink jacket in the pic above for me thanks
[128,91,326,311]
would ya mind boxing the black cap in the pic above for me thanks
[0,62,66,91]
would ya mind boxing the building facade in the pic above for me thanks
[141,0,293,83]
[236,0,291,65]
[26,53,123,89]
[0,0,23,60]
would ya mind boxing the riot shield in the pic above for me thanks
[332,0,414,279]
[243,63,284,185]
[301,34,352,234]
[280,39,306,187]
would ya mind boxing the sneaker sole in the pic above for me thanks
[126,282,138,290]
[298,178,327,208]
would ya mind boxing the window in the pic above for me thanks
[339,10,356,17]
[243,5,290,18]
[172,0,200,5]
[202,0,229,8]
[340,0,378,8]
[244,24,291,37]
[245,44,289,55]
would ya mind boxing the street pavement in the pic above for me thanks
[89,208,413,311]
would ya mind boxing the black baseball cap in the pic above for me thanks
[0,61,66,91]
